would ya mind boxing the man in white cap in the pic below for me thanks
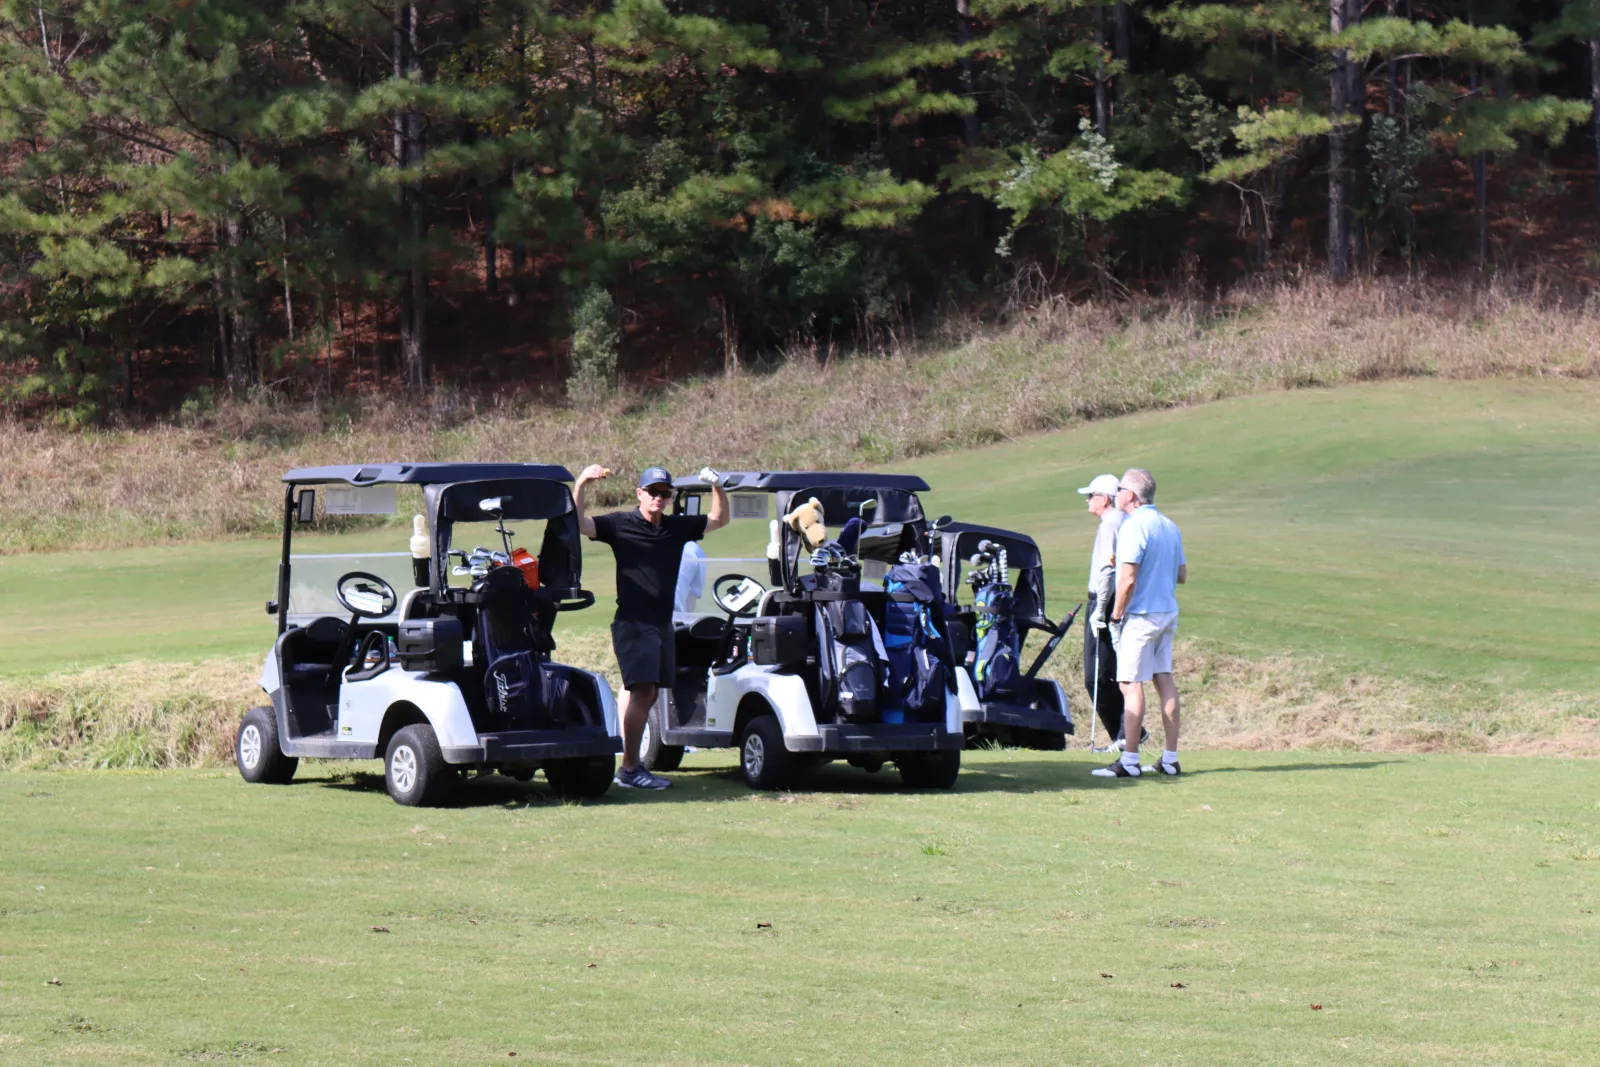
[1078,474,1126,748]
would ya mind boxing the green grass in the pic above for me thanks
[4,378,1597,693]
[2,750,1597,1065]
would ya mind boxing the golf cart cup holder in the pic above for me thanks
[750,615,807,667]
[397,616,464,674]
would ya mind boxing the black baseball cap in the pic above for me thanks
[638,466,673,489]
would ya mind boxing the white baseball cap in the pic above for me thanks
[1077,474,1120,497]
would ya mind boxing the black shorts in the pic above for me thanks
[611,619,676,689]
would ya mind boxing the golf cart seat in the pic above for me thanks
[283,615,349,684]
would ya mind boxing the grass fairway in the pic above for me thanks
[917,378,1600,692]
[2,751,1597,1066]
[3,379,1597,691]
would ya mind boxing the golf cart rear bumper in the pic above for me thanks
[442,727,622,765]
[963,702,1074,735]
[789,723,963,753]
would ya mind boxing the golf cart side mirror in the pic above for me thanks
[295,489,315,524]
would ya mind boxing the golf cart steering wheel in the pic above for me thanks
[335,571,399,619]
[712,573,767,618]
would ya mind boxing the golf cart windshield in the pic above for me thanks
[937,522,1047,621]
[669,471,932,604]
[424,478,586,601]
[274,463,581,633]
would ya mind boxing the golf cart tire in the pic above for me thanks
[641,706,684,772]
[738,714,795,791]
[896,749,961,790]
[385,725,451,807]
[545,756,615,799]
[236,706,298,785]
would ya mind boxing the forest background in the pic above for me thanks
[3,0,1600,426]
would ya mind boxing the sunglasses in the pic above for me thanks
[641,486,674,499]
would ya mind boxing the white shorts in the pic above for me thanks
[1112,611,1178,683]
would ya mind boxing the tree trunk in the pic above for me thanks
[483,183,498,295]
[394,2,426,390]
[1591,37,1600,213]
[1093,5,1111,138]
[1468,68,1487,275]
[1114,3,1131,107]
[1327,0,1360,278]
[220,214,253,390]
[279,217,294,342]
[955,0,984,251]
[718,294,738,379]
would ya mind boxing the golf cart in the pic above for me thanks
[639,471,975,790]
[937,522,1077,750]
[237,463,620,806]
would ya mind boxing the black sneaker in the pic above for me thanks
[615,764,672,790]
[1091,759,1141,778]
[1142,758,1181,776]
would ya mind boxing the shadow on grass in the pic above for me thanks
[301,755,1405,807]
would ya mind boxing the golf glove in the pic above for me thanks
[697,466,723,486]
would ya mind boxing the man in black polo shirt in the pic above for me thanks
[575,463,729,789]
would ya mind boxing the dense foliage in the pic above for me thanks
[0,0,1594,418]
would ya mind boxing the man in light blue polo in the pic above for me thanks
[1092,467,1186,779]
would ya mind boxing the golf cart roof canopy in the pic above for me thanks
[671,470,930,493]
[283,462,573,487]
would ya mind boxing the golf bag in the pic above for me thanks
[972,580,1025,702]
[471,565,565,729]
[812,568,882,723]
[883,561,949,716]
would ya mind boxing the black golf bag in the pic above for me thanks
[470,565,578,730]
[883,561,950,717]
[812,567,881,723]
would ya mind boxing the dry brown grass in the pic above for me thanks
[6,634,1594,770]
[6,277,1599,555]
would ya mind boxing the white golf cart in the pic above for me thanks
[934,522,1078,750]
[639,472,974,790]
[236,462,620,806]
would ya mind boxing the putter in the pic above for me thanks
[1089,619,1113,753]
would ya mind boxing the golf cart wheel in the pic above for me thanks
[385,725,451,807]
[544,756,615,799]
[896,749,961,790]
[236,706,298,785]
[738,714,795,791]
[641,705,684,772]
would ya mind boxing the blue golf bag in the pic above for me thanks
[883,561,950,717]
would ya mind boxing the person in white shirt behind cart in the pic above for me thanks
[675,539,708,613]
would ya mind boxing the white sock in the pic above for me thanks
[1120,750,1141,769]
[1162,750,1179,765]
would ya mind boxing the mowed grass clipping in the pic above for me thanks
[2,751,1597,1066]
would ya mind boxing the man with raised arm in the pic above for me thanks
[1092,467,1187,780]
[574,463,729,789]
